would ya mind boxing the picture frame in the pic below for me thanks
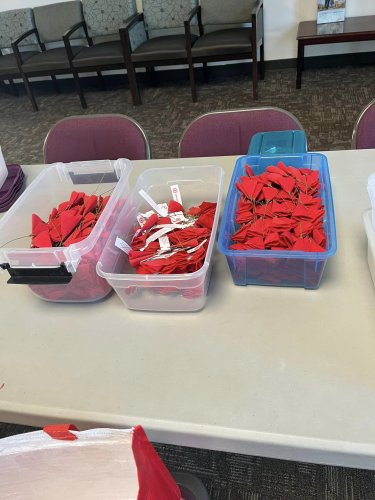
[317,0,346,24]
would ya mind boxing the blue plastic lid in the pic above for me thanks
[248,130,307,155]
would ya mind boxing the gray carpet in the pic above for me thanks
[0,63,374,164]
[1,63,375,499]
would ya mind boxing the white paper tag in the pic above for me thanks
[142,227,174,250]
[115,236,131,254]
[139,190,168,217]
[170,184,182,205]
[187,239,207,254]
[159,235,171,252]
[170,211,187,223]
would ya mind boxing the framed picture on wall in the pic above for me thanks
[317,0,346,24]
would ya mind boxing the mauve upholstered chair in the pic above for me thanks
[0,8,38,97]
[178,108,303,158]
[185,0,264,101]
[43,114,151,163]
[352,99,375,149]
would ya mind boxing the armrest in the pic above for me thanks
[119,13,144,57]
[12,28,38,47]
[251,0,264,44]
[63,20,87,41]
[12,28,41,68]
[63,20,90,59]
[123,12,144,32]
[251,0,263,17]
[184,5,202,45]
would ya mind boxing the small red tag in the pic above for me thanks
[43,424,79,441]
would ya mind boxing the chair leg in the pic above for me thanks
[187,59,197,103]
[260,41,265,80]
[21,73,38,111]
[8,79,18,96]
[127,63,141,105]
[252,46,259,100]
[51,75,60,94]
[202,62,209,82]
[97,71,106,90]
[147,67,156,87]
[72,70,87,109]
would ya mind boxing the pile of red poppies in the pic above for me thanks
[31,191,110,248]
[129,200,216,274]
[230,161,326,252]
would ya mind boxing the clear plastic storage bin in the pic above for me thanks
[363,209,375,287]
[218,153,337,289]
[0,159,132,302]
[97,165,224,312]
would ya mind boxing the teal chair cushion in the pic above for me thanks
[0,8,36,49]
[142,0,197,30]
[82,0,137,37]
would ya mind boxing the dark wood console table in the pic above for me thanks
[296,15,375,88]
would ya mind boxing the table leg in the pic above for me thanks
[296,40,304,89]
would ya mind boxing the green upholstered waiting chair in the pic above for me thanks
[63,0,142,108]
[185,0,265,101]
[0,8,38,97]
[12,1,85,111]
[122,0,199,105]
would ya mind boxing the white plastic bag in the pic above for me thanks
[0,424,181,500]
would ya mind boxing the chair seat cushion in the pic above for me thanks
[0,51,39,75]
[192,28,252,57]
[132,34,198,63]
[72,41,125,68]
[21,46,82,73]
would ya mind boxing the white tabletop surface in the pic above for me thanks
[1,150,375,469]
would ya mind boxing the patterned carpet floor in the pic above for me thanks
[0,63,374,499]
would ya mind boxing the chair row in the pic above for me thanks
[43,101,375,164]
[0,0,264,111]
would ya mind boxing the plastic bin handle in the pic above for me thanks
[0,263,72,285]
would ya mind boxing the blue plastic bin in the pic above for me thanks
[217,153,337,289]
[248,130,307,155]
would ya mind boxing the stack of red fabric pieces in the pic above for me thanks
[129,200,216,275]
[31,191,110,248]
[230,161,326,252]
[29,191,111,302]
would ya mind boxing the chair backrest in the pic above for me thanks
[44,114,151,163]
[82,0,137,38]
[200,0,255,25]
[142,0,197,30]
[0,8,36,49]
[179,108,304,158]
[33,1,84,43]
[352,99,375,149]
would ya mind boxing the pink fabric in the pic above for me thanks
[180,109,303,158]
[44,115,149,163]
[355,102,375,149]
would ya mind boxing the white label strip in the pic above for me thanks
[187,239,207,254]
[139,189,168,217]
[158,235,171,252]
[142,227,174,250]
[170,211,187,223]
[170,184,182,205]
[115,236,131,254]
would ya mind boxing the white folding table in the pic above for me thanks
[0,150,374,469]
